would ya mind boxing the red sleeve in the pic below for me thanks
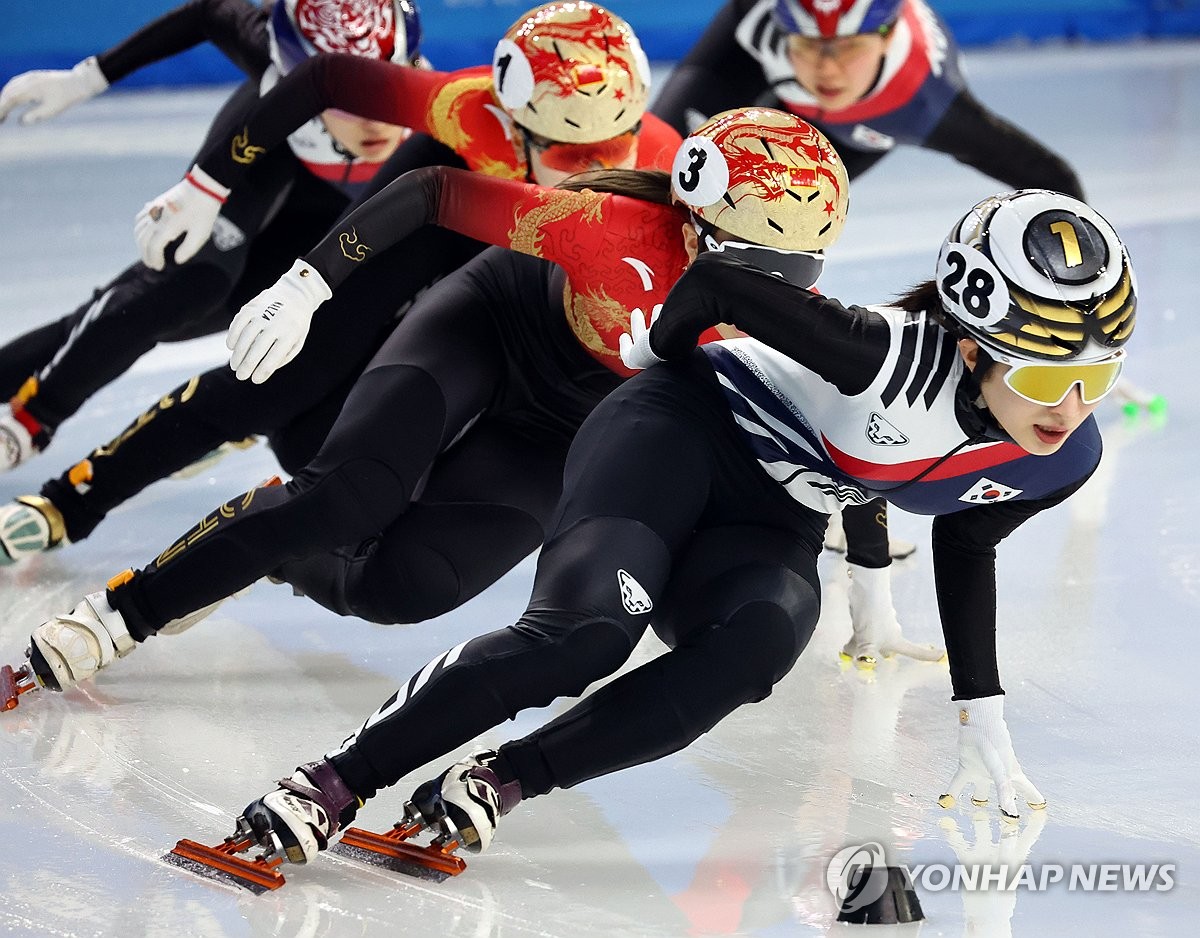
[635,114,683,171]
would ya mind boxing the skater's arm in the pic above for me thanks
[924,91,1084,200]
[304,166,628,287]
[96,0,271,84]
[194,55,447,189]
[0,0,268,124]
[931,472,1093,699]
[648,251,891,394]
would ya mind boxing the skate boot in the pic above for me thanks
[0,403,44,472]
[0,495,68,565]
[409,751,523,854]
[28,589,136,691]
[842,563,944,669]
[240,759,359,864]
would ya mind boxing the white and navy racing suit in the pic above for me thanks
[294,251,1097,810]
[652,0,1083,194]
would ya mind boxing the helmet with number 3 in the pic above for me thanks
[492,2,651,145]
[773,0,903,38]
[936,189,1136,363]
[269,0,423,74]
[670,107,849,252]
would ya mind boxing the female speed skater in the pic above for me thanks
[0,2,678,587]
[0,0,426,472]
[214,186,1136,869]
[651,0,1093,617]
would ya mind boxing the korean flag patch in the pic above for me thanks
[959,477,1023,505]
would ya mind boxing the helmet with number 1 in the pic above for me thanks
[936,189,1136,363]
[492,2,651,144]
[670,107,849,252]
[269,0,423,74]
[774,0,903,37]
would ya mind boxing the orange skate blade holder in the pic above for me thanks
[1,664,39,712]
[338,819,467,877]
[167,836,287,893]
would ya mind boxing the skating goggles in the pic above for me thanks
[786,32,891,64]
[997,349,1125,406]
[523,123,640,173]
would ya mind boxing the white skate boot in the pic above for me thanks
[842,563,945,670]
[410,751,523,854]
[0,405,40,472]
[240,760,359,864]
[29,590,136,691]
[0,495,68,565]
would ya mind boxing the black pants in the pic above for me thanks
[109,248,620,634]
[326,354,825,803]
[1,146,340,429]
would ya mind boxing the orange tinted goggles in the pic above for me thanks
[526,126,640,173]
[1001,351,1125,406]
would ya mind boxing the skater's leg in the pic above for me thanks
[323,370,718,801]
[499,524,821,797]
[275,417,569,623]
[104,262,510,638]
[11,226,482,549]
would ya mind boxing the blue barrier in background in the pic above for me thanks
[2,0,1199,87]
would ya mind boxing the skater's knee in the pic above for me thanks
[511,612,635,700]
[724,600,811,699]
[282,459,413,548]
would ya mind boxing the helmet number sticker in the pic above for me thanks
[1048,220,1083,268]
[671,136,728,207]
[492,39,534,110]
[936,241,1009,329]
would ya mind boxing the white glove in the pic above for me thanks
[618,304,664,371]
[134,164,231,270]
[938,695,1047,819]
[227,259,332,384]
[0,57,108,125]
[841,563,946,669]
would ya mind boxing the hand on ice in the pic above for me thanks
[938,695,1046,820]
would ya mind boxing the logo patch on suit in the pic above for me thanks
[617,569,653,615]
[850,125,895,151]
[958,477,1023,504]
[211,216,246,252]
[866,412,908,446]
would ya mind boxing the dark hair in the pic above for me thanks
[893,278,966,337]
[894,279,1000,380]
[555,169,673,206]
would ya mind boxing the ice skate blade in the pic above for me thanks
[331,822,466,879]
[1,664,39,712]
[165,837,286,894]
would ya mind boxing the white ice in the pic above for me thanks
[0,42,1197,937]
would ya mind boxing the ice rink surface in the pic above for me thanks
[1,41,1198,938]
